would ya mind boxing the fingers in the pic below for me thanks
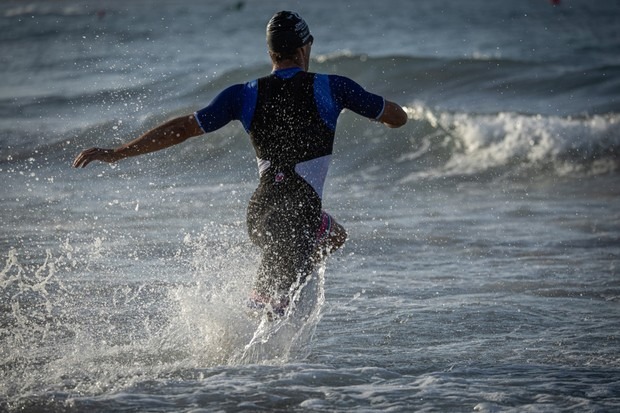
[72,147,106,168]
[72,148,94,168]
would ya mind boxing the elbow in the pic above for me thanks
[380,101,408,128]
[390,111,408,128]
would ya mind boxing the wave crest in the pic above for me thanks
[397,106,620,182]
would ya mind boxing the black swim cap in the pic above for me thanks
[266,11,313,53]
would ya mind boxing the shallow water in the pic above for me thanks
[1,0,619,411]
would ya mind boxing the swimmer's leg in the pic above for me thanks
[314,212,347,263]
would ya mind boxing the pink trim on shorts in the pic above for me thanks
[316,211,332,243]
[247,290,289,317]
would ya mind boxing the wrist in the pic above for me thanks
[110,148,127,162]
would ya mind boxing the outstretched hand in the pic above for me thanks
[72,147,119,168]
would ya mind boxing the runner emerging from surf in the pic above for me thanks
[72,11,407,317]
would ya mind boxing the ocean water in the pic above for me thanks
[1,0,619,411]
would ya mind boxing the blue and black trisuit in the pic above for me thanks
[194,67,385,298]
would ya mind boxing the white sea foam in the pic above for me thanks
[399,106,620,181]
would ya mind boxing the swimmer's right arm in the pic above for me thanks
[72,114,203,168]
[330,75,407,129]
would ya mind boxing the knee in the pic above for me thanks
[328,221,347,251]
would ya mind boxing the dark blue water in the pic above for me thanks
[1,0,619,411]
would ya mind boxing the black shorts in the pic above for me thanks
[247,167,322,296]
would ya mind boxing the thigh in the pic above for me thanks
[249,179,322,295]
